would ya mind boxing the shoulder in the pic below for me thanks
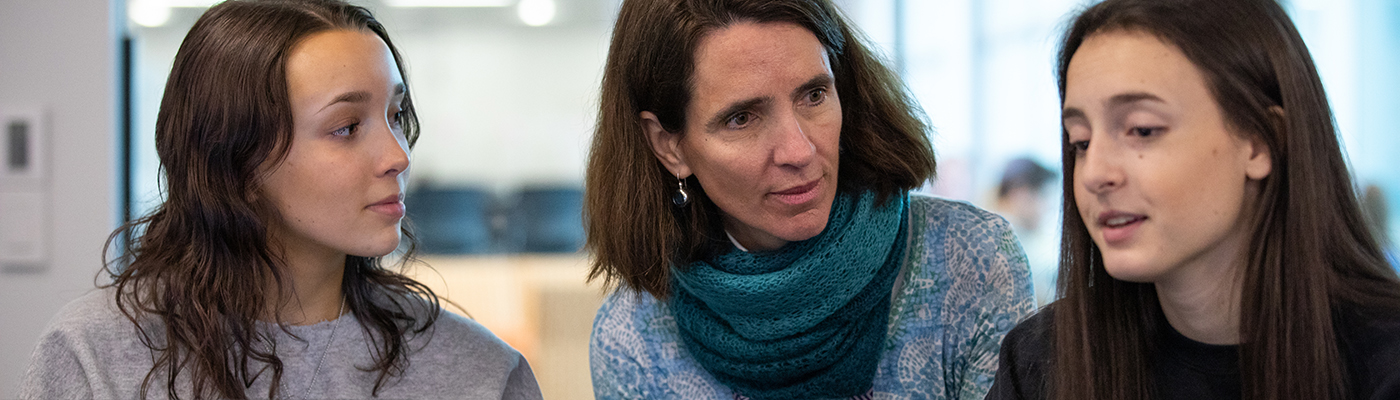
[1002,305,1054,361]
[362,291,528,373]
[987,305,1055,400]
[593,287,668,337]
[590,288,731,398]
[388,305,541,399]
[1336,303,1400,399]
[20,288,154,400]
[591,288,670,357]
[904,193,1032,302]
[590,289,658,396]
[47,288,124,325]
[908,193,1017,237]
[416,307,526,368]
[369,289,523,363]
[37,288,143,348]
[906,193,1025,270]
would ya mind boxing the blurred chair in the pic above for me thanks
[405,186,495,254]
[507,186,584,253]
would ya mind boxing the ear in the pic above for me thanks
[1243,107,1280,181]
[641,111,691,178]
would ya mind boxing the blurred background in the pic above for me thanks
[2,0,1397,397]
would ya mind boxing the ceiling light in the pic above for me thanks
[129,0,172,27]
[385,0,513,7]
[517,0,555,26]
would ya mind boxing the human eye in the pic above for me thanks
[390,110,405,128]
[725,112,755,130]
[804,88,827,105]
[331,122,358,137]
[1128,126,1164,138]
[1070,140,1090,157]
[1064,123,1090,157]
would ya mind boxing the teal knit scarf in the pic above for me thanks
[670,190,909,400]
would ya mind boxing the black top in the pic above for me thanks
[986,304,1400,400]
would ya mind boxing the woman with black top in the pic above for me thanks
[987,0,1400,399]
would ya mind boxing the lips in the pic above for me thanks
[1096,210,1146,244]
[770,179,821,205]
[367,193,405,218]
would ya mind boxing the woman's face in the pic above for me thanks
[1062,30,1272,285]
[644,21,842,252]
[262,29,410,261]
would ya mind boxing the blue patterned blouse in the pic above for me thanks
[590,194,1036,400]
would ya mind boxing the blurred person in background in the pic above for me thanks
[992,157,1058,305]
[584,0,1034,398]
[18,1,540,398]
[989,0,1400,399]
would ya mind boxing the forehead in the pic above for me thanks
[1064,30,1206,107]
[688,22,831,102]
[694,21,827,72]
[285,29,402,99]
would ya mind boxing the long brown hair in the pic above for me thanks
[102,1,441,398]
[1051,0,1400,399]
[585,0,936,298]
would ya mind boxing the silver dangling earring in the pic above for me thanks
[672,176,691,207]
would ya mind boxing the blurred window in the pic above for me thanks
[124,0,1400,258]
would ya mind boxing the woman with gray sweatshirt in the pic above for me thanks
[18,1,540,398]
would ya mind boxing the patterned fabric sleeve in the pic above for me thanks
[938,205,1037,400]
[590,291,655,400]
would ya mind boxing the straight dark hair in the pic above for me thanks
[585,0,936,298]
[101,1,440,398]
[1051,0,1400,399]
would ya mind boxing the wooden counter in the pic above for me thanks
[406,254,606,400]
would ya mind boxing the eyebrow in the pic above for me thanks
[1105,92,1164,109]
[1061,91,1165,123]
[702,74,835,132]
[791,74,834,101]
[705,97,769,132]
[1061,107,1086,124]
[317,83,407,113]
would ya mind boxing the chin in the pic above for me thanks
[1100,253,1166,283]
[350,232,402,258]
[778,213,830,242]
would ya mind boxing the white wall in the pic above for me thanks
[380,9,611,191]
[128,2,616,217]
[0,0,120,395]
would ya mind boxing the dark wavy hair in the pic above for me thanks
[1051,0,1400,399]
[585,0,936,298]
[101,1,441,398]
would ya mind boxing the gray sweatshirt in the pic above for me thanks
[17,288,543,399]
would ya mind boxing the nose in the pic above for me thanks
[1077,140,1124,195]
[374,122,411,178]
[771,110,817,168]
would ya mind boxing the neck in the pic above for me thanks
[1153,236,1248,345]
[722,219,789,252]
[271,236,347,325]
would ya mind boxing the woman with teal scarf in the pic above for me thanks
[584,0,1035,399]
